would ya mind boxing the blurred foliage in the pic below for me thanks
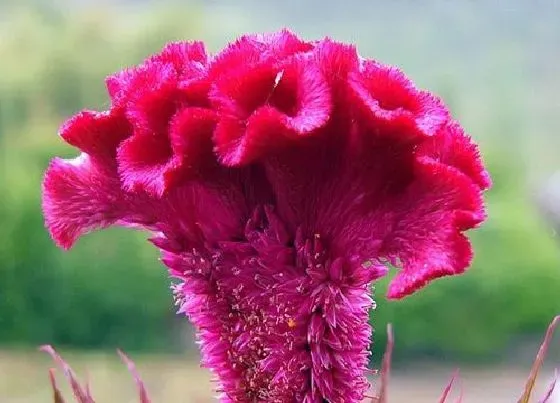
[0,2,205,352]
[0,2,559,362]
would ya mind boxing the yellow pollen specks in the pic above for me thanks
[287,318,296,328]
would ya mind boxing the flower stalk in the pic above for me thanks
[45,316,559,402]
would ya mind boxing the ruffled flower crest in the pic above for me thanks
[42,30,490,402]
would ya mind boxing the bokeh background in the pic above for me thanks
[1,0,559,401]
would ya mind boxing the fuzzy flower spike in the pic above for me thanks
[42,30,490,403]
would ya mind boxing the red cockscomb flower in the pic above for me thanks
[42,30,490,402]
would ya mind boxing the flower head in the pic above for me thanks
[42,30,490,402]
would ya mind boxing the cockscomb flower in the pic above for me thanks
[42,30,490,402]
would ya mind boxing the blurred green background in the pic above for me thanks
[1,0,559,385]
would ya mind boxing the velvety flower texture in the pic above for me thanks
[42,30,490,403]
